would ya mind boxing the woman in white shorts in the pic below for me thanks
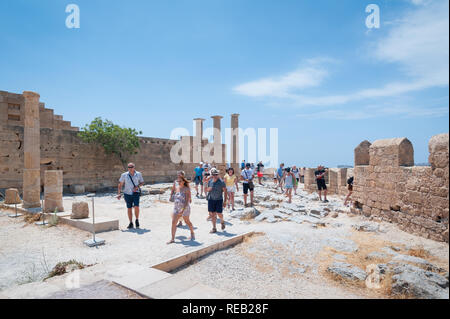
[224,167,239,211]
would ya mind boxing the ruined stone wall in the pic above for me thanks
[351,134,449,243]
[0,125,198,192]
[0,90,226,192]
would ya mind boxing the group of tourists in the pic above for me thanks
[273,164,306,202]
[117,161,354,244]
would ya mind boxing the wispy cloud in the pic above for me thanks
[232,58,332,98]
[296,104,449,120]
[233,0,449,114]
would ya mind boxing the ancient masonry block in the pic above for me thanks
[429,133,449,170]
[69,184,85,194]
[22,91,41,208]
[44,170,64,213]
[5,188,21,204]
[369,137,414,167]
[71,201,89,219]
[304,168,316,193]
[328,169,339,195]
[354,140,371,166]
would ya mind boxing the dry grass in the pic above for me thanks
[318,230,449,299]
[407,246,430,259]
[317,230,403,298]
[23,213,42,224]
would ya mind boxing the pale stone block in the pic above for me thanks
[44,170,64,213]
[71,201,89,219]
[4,188,21,204]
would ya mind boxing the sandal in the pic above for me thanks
[167,239,175,244]
[190,233,195,240]
[210,228,217,233]
[221,223,226,230]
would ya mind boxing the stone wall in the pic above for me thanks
[0,125,198,192]
[1,90,231,193]
[351,134,449,243]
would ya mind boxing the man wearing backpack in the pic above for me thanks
[117,163,145,229]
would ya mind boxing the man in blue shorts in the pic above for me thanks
[192,162,204,198]
[206,168,227,233]
[117,163,145,229]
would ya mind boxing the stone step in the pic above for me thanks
[59,216,119,233]
[112,267,172,294]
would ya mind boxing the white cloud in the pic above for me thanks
[232,59,330,98]
[375,0,449,86]
[296,104,449,120]
[233,0,449,112]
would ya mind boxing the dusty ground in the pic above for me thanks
[0,182,448,298]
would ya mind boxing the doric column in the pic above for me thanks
[22,91,41,208]
[230,114,240,172]
[193,118,205,164]
[211,115,223,164]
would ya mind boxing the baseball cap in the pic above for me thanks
[210,168,220,175]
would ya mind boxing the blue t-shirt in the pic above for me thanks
[194,166,204,177]
[277,167,284,178]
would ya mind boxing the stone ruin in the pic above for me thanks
[303,134,449,243]
[0,90,238,194]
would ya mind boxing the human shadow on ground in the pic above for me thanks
[121,228,151,235]
[176,225,199,231]
[211,231,237,237]
[174,236,202,247]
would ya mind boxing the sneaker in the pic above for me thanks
[210,228,217,233]
[135,219,140,228]
[324,199,329,203]
[127,222,134,229]
[221,223,226,231]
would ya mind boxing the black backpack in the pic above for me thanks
[347,176,354,185]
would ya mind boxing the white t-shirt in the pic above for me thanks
[241,168,254,183]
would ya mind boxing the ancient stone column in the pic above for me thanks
[22,91,41,208]
[211,115,223,164]
[44,170,64,213]
[193,118,205,164]
[230,114,240,173]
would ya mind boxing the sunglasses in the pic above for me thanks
[128,166,134,169]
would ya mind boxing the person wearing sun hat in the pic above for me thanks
[206,167,227,233]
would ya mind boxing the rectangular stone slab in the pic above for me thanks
[137,273,197,299]
[112,268,172,293]
[168,283,233,299]
[59,216,119,233]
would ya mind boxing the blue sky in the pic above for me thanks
[0,0,448,167]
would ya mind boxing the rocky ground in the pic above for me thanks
[0,180,448,299]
